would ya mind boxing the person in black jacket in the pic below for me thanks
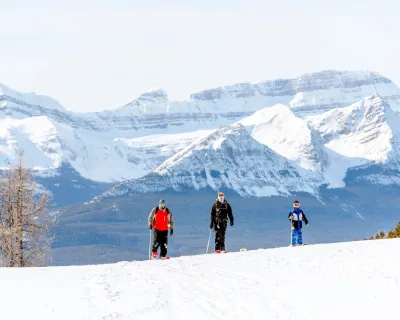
[210,192,234,252]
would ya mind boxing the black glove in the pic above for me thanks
[170,229,173,236]
[149,225,152,230]
[210,222,213,229]
[230,221,234,226]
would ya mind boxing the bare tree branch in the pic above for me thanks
[0,151,54,267]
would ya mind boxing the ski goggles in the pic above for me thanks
[293,203,300,207]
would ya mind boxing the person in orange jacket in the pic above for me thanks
[148,199,174,259]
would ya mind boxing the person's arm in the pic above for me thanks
[210,203,216,229]
[168,209,174,235]
[148,208,156,229]
[227,203,234,226]
[288,212,294,229]
[302,210,308,225]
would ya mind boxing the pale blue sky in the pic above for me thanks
[1,0,399,112]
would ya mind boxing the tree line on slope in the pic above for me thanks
[0,151,54,267]
[367,222,400,240]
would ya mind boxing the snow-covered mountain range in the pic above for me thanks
[2,69,400,204]
[98,94,400,199]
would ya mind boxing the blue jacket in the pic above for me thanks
[288,208,308,230]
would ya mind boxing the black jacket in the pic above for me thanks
[210,200,234,229]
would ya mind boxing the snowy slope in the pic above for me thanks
[1,239,399,319]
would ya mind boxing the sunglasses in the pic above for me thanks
[294,203,300,207]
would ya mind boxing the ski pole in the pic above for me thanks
[206,228,212,254]
[149,229,152,260]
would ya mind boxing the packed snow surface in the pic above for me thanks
[0,239,399,319]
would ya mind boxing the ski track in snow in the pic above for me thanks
[0,239,399,319]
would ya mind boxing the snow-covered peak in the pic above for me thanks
[0,83,66,112]
[135,88,168,103]
[100,122,323,199]
[236,104,328,171]
[307,94,398,163]
[119,88,169,115]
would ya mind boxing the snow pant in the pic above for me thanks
[291,228,303,245]
[152,229,168,257]
[214,220,227,251]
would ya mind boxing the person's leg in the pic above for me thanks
[152,229,160,253]
[215,225,222,251]
[220,222,227,251]
[160,231,168,257]
[291,229,297,246]
[297,229,303,245]
[152,229,160,258]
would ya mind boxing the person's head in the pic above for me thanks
[159,199,166,209]
[218,192,224,203]
[293,200,300,209]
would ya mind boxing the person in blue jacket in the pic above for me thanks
[288,200,309,246]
